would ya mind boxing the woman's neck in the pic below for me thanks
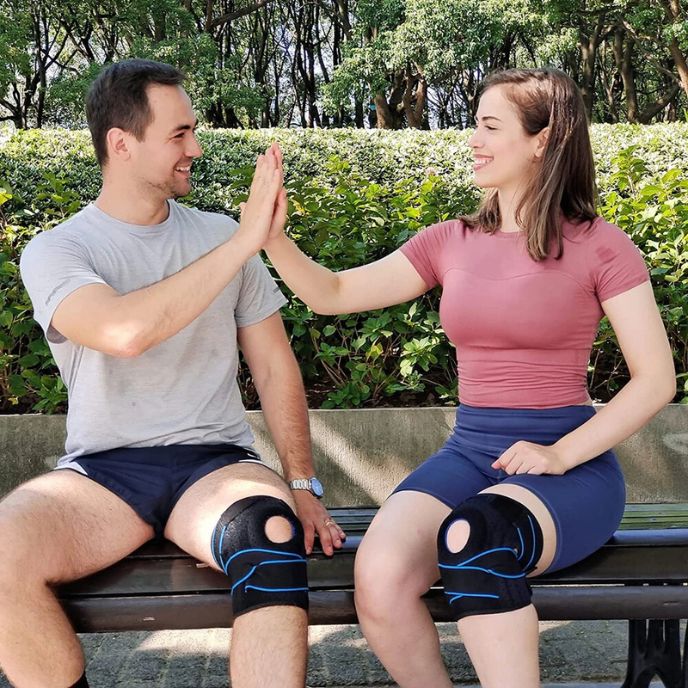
[497,187,525,233]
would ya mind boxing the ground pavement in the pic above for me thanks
[1,619,666,687]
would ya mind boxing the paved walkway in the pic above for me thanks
[1,619,654,687]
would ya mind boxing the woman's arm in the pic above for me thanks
[553,281,676,466]
[493,281,676,475]
[265,235,429,314]
[259,143,429,314]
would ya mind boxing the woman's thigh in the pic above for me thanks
[502,451,626,572]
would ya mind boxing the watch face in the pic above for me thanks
[310,477,324,497]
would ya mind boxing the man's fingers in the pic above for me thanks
[302,521,315,555]
[326,521,343,548]
[318,525,335,556]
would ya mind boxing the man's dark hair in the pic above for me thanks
[86,59,185,167]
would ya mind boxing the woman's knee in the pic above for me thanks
[354,542,435,618]
[437,494,543,621]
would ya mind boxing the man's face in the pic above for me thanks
[128,84,202,200]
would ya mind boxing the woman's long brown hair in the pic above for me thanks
[462,68,597,261]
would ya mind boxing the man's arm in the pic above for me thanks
[238,312,346,555]
[50,151,282,357]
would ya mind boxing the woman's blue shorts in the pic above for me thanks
[392,404,625,572]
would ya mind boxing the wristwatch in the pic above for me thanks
[288,476,324,498]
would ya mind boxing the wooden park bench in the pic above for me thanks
[57,503,688,688]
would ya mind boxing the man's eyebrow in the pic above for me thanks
[170,120,199,134]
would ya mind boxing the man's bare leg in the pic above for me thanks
[165,462,307,688]
[0,471,154,687]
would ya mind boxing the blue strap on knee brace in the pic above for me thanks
[211,495,309,617]
[437,493,543,621]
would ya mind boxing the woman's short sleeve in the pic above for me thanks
[592,221,650,303]
[399,221,456,288]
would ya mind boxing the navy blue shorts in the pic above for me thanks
[393,404,625,572]
[57,444,266,537]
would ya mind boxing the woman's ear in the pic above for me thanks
[534,127,550,160]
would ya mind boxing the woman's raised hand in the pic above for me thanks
[265,143,289,251]
[235,144,284,255]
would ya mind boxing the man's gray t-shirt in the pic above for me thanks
[20,200,286,464]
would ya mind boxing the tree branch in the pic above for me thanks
[208,0,273,29]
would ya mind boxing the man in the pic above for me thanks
[0,59,344,688]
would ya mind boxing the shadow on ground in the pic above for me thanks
[0,619,637,687]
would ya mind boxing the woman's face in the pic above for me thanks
[468,84,545,195]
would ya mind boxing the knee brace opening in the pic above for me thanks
[265,514,294,543]
[437,494,543,621]
[211,495,309,617]
[445,519,471,553]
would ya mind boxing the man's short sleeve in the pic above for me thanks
[19,231,107,342]
[235,254,288,328]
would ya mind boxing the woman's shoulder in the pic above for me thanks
[565,215,631,243]
[562,215,646,291]
[414,218,469,243]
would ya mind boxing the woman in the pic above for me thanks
[247,68,676,687]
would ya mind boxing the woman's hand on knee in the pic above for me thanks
[491,441,568,476]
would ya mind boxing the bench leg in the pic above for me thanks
[621,619,682,688]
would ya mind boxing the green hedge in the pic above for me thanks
[1,125,687,412]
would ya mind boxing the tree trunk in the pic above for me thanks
[660,0,688,97]
[373,92,395,129]
[579,13,606,121]
[402,64,426,129]
[613,27,638,122]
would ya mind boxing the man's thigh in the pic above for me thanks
[0,470,154,584]
[164,462,293,567]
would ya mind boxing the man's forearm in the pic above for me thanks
[254,351,315,481]
[112,232,257,355]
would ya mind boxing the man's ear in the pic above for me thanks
[105,127,133,162]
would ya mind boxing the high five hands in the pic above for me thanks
[236,142,288,255]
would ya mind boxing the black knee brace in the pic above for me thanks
[211,495,309,617]
[437,493,543,621]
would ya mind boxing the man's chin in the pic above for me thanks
[171,181,193,199]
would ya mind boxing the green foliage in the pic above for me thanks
[595,146,688,401]
[0,126,686,411]
[279,159,462,407]
[0,187,67,413]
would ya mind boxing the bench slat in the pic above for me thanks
[60,585,688,633]
[58,532,688,599]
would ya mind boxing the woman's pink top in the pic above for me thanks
[399,217,649,408]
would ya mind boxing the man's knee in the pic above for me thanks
[437,493,543,621]
[0,510,40,589]
[211,495,309,617]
